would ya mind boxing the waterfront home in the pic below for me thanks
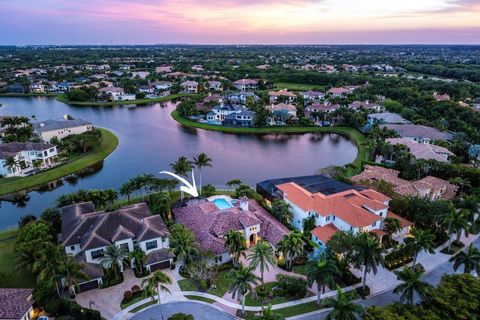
[0,142,57,177]
[207,80,223,91]
[29,82,46,94]
[268,90,296,103]
[206,104,245,122]
[0,288,34,320]
[56,82,71,92]
[301,91,325,103]
[268,103,297,117]
[98,86,136,101]
[224,91,260,104]
[386,137,454,163]
[5,83,26,94]
[173,196,289,265]
[233,79,258,91]
[379,124,453,144]
[181,80,199,94]
[223,110,256,127]
[351,165,458,200]
[257,175,410,247]
[367,112,411,125]
[33,118,92,142]
[60,202,173,293]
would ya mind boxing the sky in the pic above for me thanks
[0,0,479,45]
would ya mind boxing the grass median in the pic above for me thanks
[171,110,367,168]
[0,128,119,196]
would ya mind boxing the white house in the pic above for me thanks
[207,81,223,91]
[33,118,93,142]
[98,86,136,101]
[268,90,296,103]
[60,202,173,293]
[206,104,245,122]
[232,79,258,91]
[30,82,45,94]
[181,81,199,93]
[0,142,57,177]
[301,91,325,104]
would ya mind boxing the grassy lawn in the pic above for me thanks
[185,295,216,303]
[0,128,119,195]
[56,93,198,106]
[172,111,368,168]
[274,82,325,91]
[121,291,147,309]
[292,264,308,276]
[178,278,197,291]
[209,268,236,297]
[0,229,36,288]
[130,300,156,313]
[245,282,299,307]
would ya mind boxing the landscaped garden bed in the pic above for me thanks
[440,240,465,255]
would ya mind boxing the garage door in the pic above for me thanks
[149,260,171,272]
[77,280,100,293]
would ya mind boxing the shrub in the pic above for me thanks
[356,286,370,298]
[123,290,133,299]
[384,244,413,270]
[201,184,216,197]
[131,285,141,293]
[256,285,271,298]
[275,274,308,297]
[168,314,194,320]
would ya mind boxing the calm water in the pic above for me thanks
[0,97,357,230]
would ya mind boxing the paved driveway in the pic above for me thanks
[130,301,236,320]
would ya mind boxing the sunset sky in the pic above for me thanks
[1,0,479,45]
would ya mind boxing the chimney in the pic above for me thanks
[240,197,249,211]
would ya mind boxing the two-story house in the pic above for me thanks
[0,142,57,177]
[232,79,258,92]
[268,90,296,103]
[33,118,92,142]
[181,81,199,93]
[60,202,172,293]
[223,110,256,127]
[206,104,245,122]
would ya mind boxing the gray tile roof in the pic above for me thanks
[0,142,55,159]
[380,124,453,141]
[146,248,175,265]
[33,118,92,133]
[0,288,33,319]
[60,202,170,250]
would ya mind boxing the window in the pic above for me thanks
[349,226,353,231]
[162,237,166,242]
[372,221,377,227]
[70,245,75,251]
[119,243,129,252]
[49,148,55,153]
[91,249,104,260]
[145,240,157,250]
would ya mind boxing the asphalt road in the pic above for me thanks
[296,236,480,320]
[129,301,236,320]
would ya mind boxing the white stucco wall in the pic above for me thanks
[40,124,92,142]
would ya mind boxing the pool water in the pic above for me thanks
[213,198,233,210]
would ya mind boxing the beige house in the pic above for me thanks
[33,118,92,142]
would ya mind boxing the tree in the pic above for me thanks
[18,214,37,228]
[129,249,147,275]
[226,179,242,189]
[306,253,339,305]
[449,177,471,197]
[169,223,199,268]
[100,244,128,278]
[271,199,292,226]
[248,240,276,287]
[40,208,62,234]
[14,220,53,270]
[257,304,284,320]
[351,232,384,291]
[193,152,212,194]
[325,287,363,320]
[3,156,19,173]
[449,244,480,274]
[383,217,401,243]
[58,254,88,297]
[276,231,304,270]
[142,271,172,320]
[32,243,64,297]
[229,265,259,316]
[393,267,431,305]
[170,156,193,200]
[119,181,135,204]
[225,230,247,268]
[442,204,471,251]
[405,228,436,266]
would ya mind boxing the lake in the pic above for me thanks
[0,96,358,230]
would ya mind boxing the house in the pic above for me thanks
[98,86,136,101]
[56,82,71,92]
[305,102,340,114]
[60,202,173,293]
[301,91,325,103]
[268,90,296,103]
[379,124,453,144]
[0,142,57,177]
[224,92,260,104]
[0,288,34,320]
[386,138,454,163]
[223,110,256,127]
[29,82,45,94]
[327,87,351,97]
[5,83,26,94]
[206,104,244,122]
[267,103,297,124]
[173,196,289,265]
[181,81,199,94]
[131,71,150,79]
[233,79,258,92]
[257,175,409,246]
[349,101,383,112]
[367,112,411,125]
[433,92,450,101]
[156,65,173,73]
[33,118,92,142]
[351,165,458,200]
[207,81,222,91]
[191,65,204,72]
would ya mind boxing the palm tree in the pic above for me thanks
[226,179,242,189]
[383,217,401,243]
[129,249,147,275]
[351,232,384,291]
[170,156,193,200]
[442,204,471,251]
[248,240,276,287]
[306,253,339,305]
[3,156,19,173]
[100,244,128,278]
[405,228,436,266]
[32,243,64,297]
[258,304,283,320]
[449,244,480,274]
[325,287,363,320]
[225,230,247,268]
[169,224,199,268]
[193,153,212,194]
[393,267,431,304]
[58,254,88,297]
[119,181,135,204]
[276,231,305,270]
[142,271,172,320]
[449,177,471,197]
[229,265,259,316]
[150,192,173,220]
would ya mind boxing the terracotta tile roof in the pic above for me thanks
[359,189,391,203]
[311,224,338,243]
[387,138,453,162]
[0,288,33,319]
[387,211,413,228]
[370,229,386,237]
[268,90,296,98]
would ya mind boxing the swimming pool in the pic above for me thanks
[213,198,233,210]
